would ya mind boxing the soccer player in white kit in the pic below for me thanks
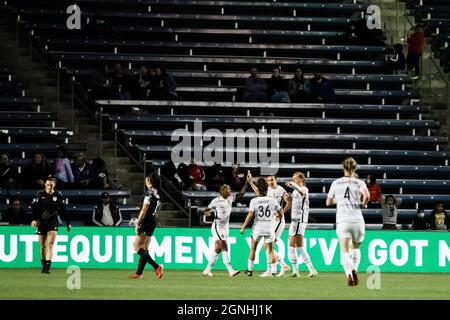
[202,182,249,277]
[247,172,291,276]
[326,157,370,286]
[285,172,318,278]
[240,177,284,277]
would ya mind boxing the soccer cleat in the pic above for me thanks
[155,265,164,279]
[347,274,355,286]
[277,264,290,277]
[229,270,240,277]
[259,272,273,278]
[246,270,253,277]
[308,270,319,278]
[202,270,214,277]
[291,272,300,278]
[352,270,359,286]
[129,273,144,279]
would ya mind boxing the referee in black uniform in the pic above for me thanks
[31,176,71,273]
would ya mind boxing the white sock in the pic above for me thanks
[341,252,353,277]
[288,246,298,272]
[205,251,219,272]
[265,251,271,272]
[352,249,361,272]
[270,263,277,274]
[275,250,287,267]
[248,259,254,272]
[298,247,315,272]
[221,250,233,272]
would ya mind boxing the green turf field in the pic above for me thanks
[0,269,449,300]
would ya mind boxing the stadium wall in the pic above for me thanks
[0,227,449,273]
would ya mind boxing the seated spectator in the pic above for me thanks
[226,164,245,191]
[91,158,119,189]
[26,153,51,189]
[110,63,132,100]
[309,72,335,103]
[0,153,19,189]
[1,199,29,225]
[161,159,182,190]
[53,146,74,189]
[267,68,290,103]
[406,25,424,80]
[187,159,207,191]
[137,66,155,99]
[380,195,402,230]
[366,174,382,208]
[177,162,192,190]
[429,202,449,231]
[288,68,313,103]
[72,153,95,188]
[206,163,226,192]
[412,207,430,230]
[88,64,111,100]
[92,192,122,226]
[155,67,179,100]
[386,44,406,75]
[242,67,268,102]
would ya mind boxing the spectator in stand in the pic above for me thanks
[309,72,336,103]
[242,67,268,102]
[365,174,382,208]
[89,64,111,100]
[187,159,207,191]
[110,63,132,100]
[54,146,74,189]
[226,164,245,191]
[380,195,402,230]
[91,158,119,189]
[267,68,290,103]
[155,67,178,100]
[386,44,406,75]
[0,153,19,189]
[1,199,29,225]
[206,163,226,192]
[412,207,430,230]
[72,153,95,188]
[406,25,424,80]
[92,192,122,226]
[26,153,51,189]
[177,162,191,190]
[137,66,156,99]
[288,68,312,103]
[429,202,449,231]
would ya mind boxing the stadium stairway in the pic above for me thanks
[0,18,146,206]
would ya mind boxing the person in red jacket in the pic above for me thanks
[365,174,382,208]
[406,25,424,80]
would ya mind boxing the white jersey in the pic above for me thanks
[208,194,235,229]
[327,176,368,223]
[291,186,309,223]
[249,196,281,233]
[267,185,286,222]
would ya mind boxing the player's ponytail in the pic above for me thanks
[148,172,162,192]
[343,157,358,174]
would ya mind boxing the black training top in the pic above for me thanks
[31,190,70,225]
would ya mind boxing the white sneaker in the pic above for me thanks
[308,270,319,278]
[292,272,300,278]
[202,270,214,277]
[229,270,240,277]
[260,272,274,278]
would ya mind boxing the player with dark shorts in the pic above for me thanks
[31,176,71,273]
[129,173,164,279]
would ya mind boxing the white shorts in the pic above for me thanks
[251,229,275,244]
[274,218,286,241]
[336,222,365,243]
[289,221,307,237]
[211,223,228,241]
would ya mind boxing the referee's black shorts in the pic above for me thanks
[36,220,59,235]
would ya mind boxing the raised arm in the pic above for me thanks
[285,181,306,196]
[246,171,259,195]
[235,179,250,203]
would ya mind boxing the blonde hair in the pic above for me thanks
[293,172,306,183]
[343,157,358,174]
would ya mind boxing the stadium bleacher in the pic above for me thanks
[0,0,449,229]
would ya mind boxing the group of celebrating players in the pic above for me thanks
[31,157,369,287]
